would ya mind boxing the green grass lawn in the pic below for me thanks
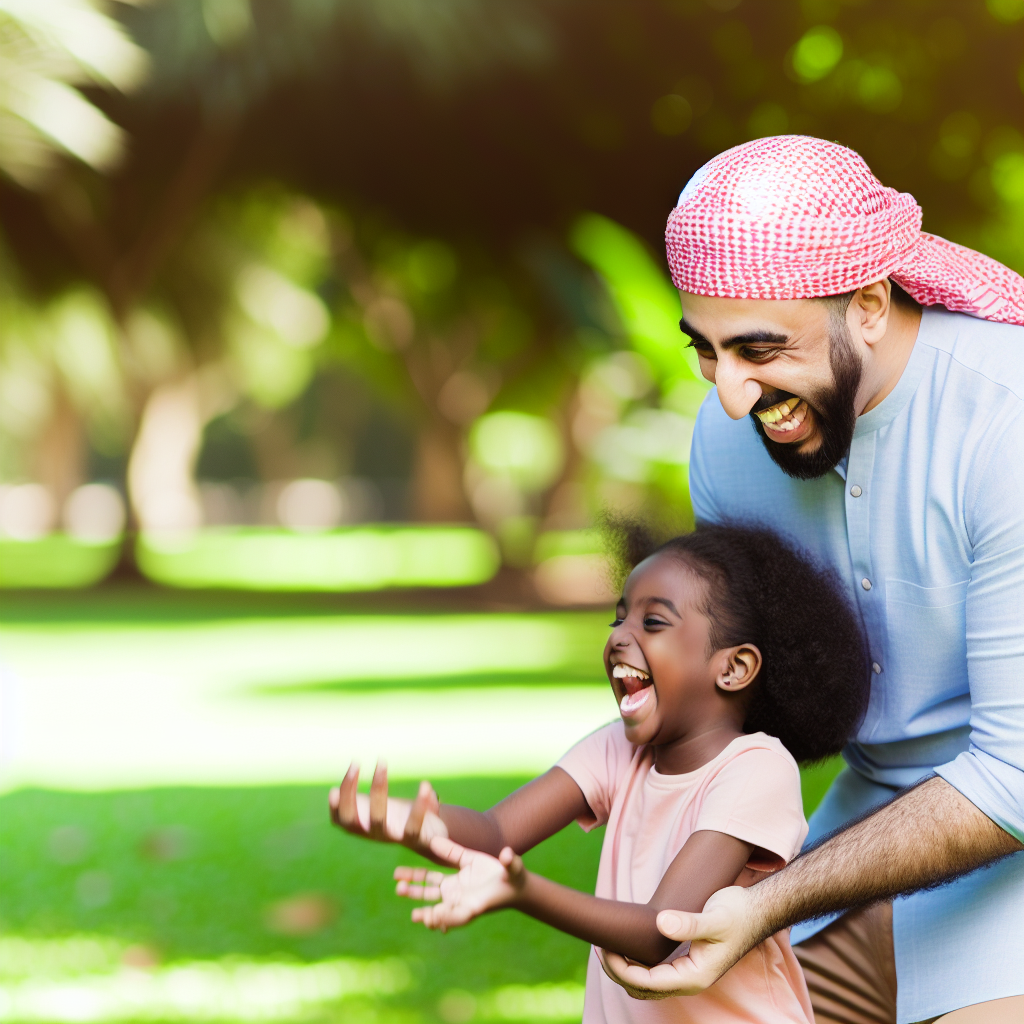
[0,586,844,1024]
[0,780,604,1023]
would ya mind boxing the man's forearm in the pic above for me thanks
[749,776,1022,942]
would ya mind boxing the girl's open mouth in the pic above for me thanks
[612,664,654,717]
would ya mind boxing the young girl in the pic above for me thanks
[330,523,869,1023]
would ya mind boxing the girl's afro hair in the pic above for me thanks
[607,518,871,765]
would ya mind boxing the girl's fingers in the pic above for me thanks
[395,880,442,900]
[393,865,425,882]
[498,846,525,880]
[427,835,467,867]
[369,761,389,839]
[394,866,445,885]
[403,780,432,845]
[333,763,362,832]
[424,782,440,815]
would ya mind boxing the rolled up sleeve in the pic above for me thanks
[936,405,1024,842]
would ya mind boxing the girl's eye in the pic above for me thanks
[643,616,668,628]
[609,618,624,627]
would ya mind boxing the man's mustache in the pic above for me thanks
[750,390,800,415]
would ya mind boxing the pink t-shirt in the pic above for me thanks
[557,722,813,1024]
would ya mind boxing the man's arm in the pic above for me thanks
[601,776,1023,997]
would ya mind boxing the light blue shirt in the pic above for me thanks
[688,307,1024,1023]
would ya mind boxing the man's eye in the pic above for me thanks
[743,348,779,362]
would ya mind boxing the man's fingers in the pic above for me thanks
[655,909,702,942]
[369,760,389,839]
[333,763,363,832]
[656,895,738,943]
[403,780,432,845]
[600,949,705,998]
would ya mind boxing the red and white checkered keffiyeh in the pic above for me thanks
[665,135,1024,326]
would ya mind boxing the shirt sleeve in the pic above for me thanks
[694,746,809,865]
[688,390,725,526]
[556,721,636,832]
[935,404,1024,842]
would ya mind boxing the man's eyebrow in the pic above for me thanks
[679,318,789,350]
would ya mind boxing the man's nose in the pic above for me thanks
[713,356,764,420]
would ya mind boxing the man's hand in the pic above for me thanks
[599,886,757,999]
[394,836,526,932]
[329,761,448,858]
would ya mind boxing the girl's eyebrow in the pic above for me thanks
[647,597,680,616]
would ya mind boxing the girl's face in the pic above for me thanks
[603,552,749,748]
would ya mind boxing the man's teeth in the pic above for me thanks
[756,398,806,430]
[612,665,649,680]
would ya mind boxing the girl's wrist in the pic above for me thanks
[508,866,533,910]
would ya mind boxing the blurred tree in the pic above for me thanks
[0,0,1019,541]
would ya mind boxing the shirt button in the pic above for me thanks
[861,578,872,590]
[872,662,882,674]
[850,485,863,497]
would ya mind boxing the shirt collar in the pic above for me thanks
[851,306,935,440]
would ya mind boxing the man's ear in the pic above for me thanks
[849,280,892,347]
[715,644,762,693]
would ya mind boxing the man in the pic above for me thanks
[601,136,1024,1023]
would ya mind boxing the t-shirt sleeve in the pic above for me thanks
[694,746,808,866]
[556,720,636,832]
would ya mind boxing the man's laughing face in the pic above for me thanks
[679,292,863,480]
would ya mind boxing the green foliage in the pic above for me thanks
[791,26,843,83]
[570,214,706,395]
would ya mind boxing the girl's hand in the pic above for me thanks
[394,836,526,931]
[329,761,448,857]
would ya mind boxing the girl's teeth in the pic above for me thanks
[612,665,649,680]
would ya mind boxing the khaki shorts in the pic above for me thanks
[794,902,1023,1024]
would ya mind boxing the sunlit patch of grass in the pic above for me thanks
[0,934,589,1024]
[0,936,412,1022]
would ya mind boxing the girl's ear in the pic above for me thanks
[715,644,762,693]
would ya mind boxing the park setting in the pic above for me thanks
[0,1,1022,1022]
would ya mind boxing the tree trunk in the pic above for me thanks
[410,420,471,523]
[33,384,85,522]
[126,375,205,532]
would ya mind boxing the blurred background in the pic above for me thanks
[0,0,1020,1021]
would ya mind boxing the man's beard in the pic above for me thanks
[750,316,862,480]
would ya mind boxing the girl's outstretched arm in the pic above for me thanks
[396,830,755,967]
[330,761,590,859]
